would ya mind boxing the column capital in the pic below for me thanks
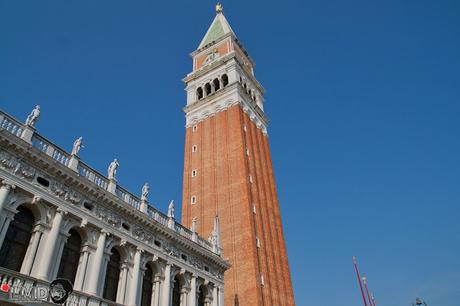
[32,195,41,204]
[0,180,16,190]
[154,274,163,282]
[56,207,68,215]
[100,229,111,236]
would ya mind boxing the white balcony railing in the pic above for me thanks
[0,109,217,255]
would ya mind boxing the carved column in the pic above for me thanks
[152,274,162,306]
[86,230,108,295]
[189,275,197,306]
[181,287,189,306]
[127,248,143,306]
[50,233,70,280]
[212,286,218,306]
[0,213,14,252]
[218,286,224,306]
[117,261,130,304]
[36,208,66,280]
[0,182,14,213]
[20,223,44,275]
[74,245,91,291]
[160,262,172,306]
[0,181,15,247]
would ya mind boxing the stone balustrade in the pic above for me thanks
[0,108,229,306]
[0,112,24,137]
[0,109,217,255]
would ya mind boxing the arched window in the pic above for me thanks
[213,78,220,91]
[204,83,212,96]
[222,74,229,87]
[141,264,153,306]
[103,248,121,302]
[57,229,82,284]
[196,87,203,100]
[0,206,34,271]
[172,275,181,306]
[198,285,207,306]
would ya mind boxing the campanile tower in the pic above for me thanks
[181,4,295,305]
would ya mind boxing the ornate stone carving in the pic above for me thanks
[163,241,181,259]
[12,162,35,180]
[95,206,121,228]
[0,150,18,170]
[133,225,155,244]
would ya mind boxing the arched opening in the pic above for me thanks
[196,87,203,100]
[197,285,206,306]
[213,78,220,91]
[198,284,207,306]
[0,206,34,271]
[141,264,153,306]
[222,74,229,87]
[171,275,181,306]
[204,83,212,96]
[103,248,121,302]
[56,229,82,284]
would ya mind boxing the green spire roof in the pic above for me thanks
[198,12,236,49]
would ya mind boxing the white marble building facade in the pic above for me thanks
[0,109,229,306]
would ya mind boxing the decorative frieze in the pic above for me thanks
[0,146,227,280]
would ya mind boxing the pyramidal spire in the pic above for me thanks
[198,3,236,49]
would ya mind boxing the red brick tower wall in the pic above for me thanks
[181,104,295,306]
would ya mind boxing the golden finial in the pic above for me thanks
[216,2,223,14]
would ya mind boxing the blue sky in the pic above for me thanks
[1,0,459,305]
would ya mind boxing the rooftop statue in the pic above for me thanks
[25,105,40,127]
[167,200,175,218]
[108,159,119,180]
[71,137,83,156]
[191,217,198,232]
[141,183,149,201]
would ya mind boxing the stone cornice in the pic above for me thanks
[0,130,230,277]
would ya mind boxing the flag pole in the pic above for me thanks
[362,277,374,306]
[371,293,377,306]
[353,256,368,306]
